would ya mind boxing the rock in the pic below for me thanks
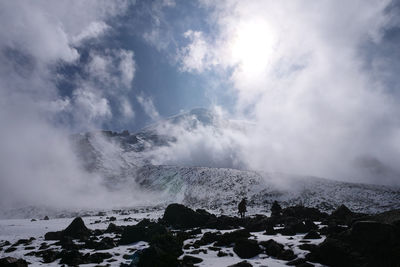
[137,232,183,267]
[214,229,250,247]
[0,240,11,247]
[163,203,213,229]
[298,243,317,252]
[59,250,86,265]
[43,216,49,220]
[243,215,271,232]
[105,222,124,234]
[305,237,359,267]
[350,221,396,248]
[217,250,228,257]
[271,201,282,217]
[278,249,296,261]
[264,225,276,235]
[119,222,167,245]
[37,249,60,263]
[4,247,17,253]
[297,263,314,267]
[87,252,112,263]
[227,260,253,267]
[259,239,284,257]
[44,231,62,241]
[109,216,117,221]
[303,230,321,239]
[282,206,328,221]
[30,219,36,222]
[233,239,261,259]
[330,204,352,219]
[63,217,91,239]
[182,255,203,264]
[0,257,28,267]
[286,257,307,265]
[197,231,221,246]
[45,217,91,240]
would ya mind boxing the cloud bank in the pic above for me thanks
[174,0,400,185]
[0,0,146,210]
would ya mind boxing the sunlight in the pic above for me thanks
[231,19,276,76]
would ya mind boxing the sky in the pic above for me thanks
[1,0,400,209]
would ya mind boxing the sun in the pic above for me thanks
[230,19,276,76]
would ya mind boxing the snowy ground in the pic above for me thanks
[0,208,327,266]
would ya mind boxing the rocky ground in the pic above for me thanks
[0,203,399,267]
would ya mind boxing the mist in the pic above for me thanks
[0,0,152,211]
[173,0,400,185]
[1,0,400,214]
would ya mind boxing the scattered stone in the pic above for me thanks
[227,260,253,267]
[278,249,296,261]
[119,221,167,245]
[259,239,284,257]
[136,232,183,267]
[217,251,228,257]
[286,257,307,265]
[271,201,282,217]
[45,217,91,240]
[182,255,203,264]
[215,229,250,247]
[298,243,317,252]
[303,230,321,239]
[0,257,28,267]
[163,203,214,229]
[4,247,17,253]
[233,239,261,258]
[281,206,328,221]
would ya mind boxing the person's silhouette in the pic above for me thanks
[238,198,247,218]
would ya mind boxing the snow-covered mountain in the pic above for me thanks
[67,108,400,215]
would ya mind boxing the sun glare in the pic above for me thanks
[231,19,276,76]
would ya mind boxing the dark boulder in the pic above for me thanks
[233,239,261,258]
[105,222,124,234]
[305,237,360,267]
[63,217,91,239]
[286,257,307,266]
[260,239,284,257]
[214,229,250,247]
[0,257,28,267]
[182,255,203,264]
[329,204,356,225]
[59,249,86,265]
[282,206,328,221]
[271,201,282,217]
[163,204,214,229]
[278,249,296,261]
[303,230,321,239]
[227,260,253,267]
[264,225,276,235]
[45,217,91,240]
[205,215,242,230]
[137,232,183,267]
[120,222,167,245]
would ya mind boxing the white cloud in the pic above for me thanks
[175,0,400,185]
[86,49,135,90]
[0,0,145,210]
[137,94,160,121]
[179,30,211,72]
[72,21,110,44]
[118,50,136,88]
[120,98,135,119]
[73,88,112,120]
